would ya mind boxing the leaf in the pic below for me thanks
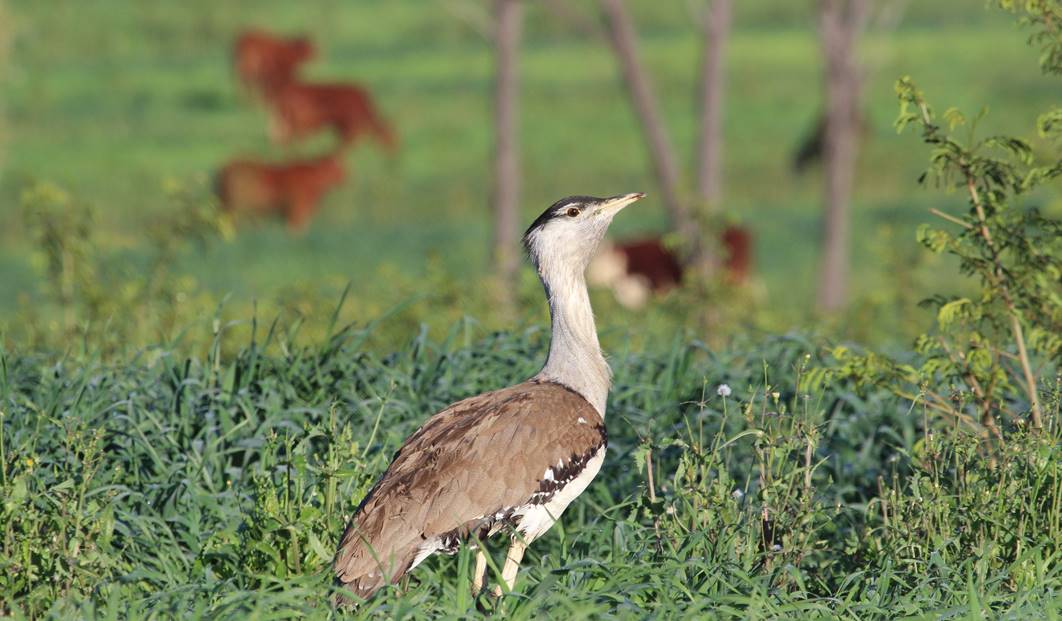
[632,444,649,475]
[917,225,953,253]
[306,530,333,564]
[1037,107,1062,142]
[799,366,831,393]
[937,298,972,328]
[982,135,1033,164]
[4,475,28,511]
[943,107,966,131]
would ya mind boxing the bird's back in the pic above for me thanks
[333,379,606,600]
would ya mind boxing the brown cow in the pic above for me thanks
[266,82,397,153]
[234,29,315,98]
[215,155,346,232]
[588,226,753,308]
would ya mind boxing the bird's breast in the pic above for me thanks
[514,443,607,543]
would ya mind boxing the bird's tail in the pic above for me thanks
[332,520,418,605]
[331,577,377,609]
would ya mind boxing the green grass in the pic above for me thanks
[1,321,1060,619]
[2,5,1061,617]
[2,1,1059,347]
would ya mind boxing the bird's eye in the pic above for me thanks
[565,207,580,218]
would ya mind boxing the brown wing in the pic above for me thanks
[332,380,605,599]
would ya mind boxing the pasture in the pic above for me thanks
[2,1,1058,349]
[1,1,1061,619]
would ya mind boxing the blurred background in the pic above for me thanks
[0,0,1057,354]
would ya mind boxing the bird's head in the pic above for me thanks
[523,193,644,275]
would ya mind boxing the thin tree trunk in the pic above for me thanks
[816,0,865,312]
[492,0,522,306]
[696,0,731,209]
[599,0,703,266]
[0,0,9,186]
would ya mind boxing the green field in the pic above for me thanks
[2,328,1060,619]
[2,1,1058,349]
[2,2,1061,619]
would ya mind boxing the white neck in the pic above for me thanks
[533,264,611,416]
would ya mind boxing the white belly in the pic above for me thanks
[515,444,607,543]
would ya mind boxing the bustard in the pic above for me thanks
[333,193,643,601]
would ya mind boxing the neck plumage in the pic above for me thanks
[534,264,612,416]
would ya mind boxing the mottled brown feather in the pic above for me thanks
[333,379,605,599]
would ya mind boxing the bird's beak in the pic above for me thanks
[596,192,645,216]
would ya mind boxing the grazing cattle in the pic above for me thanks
[266,82,397,153]
[588,226,753,308]
[215,155,346,232]
[234,29,315,98]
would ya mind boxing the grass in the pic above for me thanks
[1,318,1060,619]
[2,2,1061,618]
[2,1,1060,348]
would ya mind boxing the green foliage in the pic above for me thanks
[867,422,1062,591]
[20,183,103,318]
[2,2,1062,619]
[997,0,1062,75]
[898,71,1062,430]
[830,7,1062,438]
[0,410,116,613]
[659,385,837,585]
[1,327,1061,618]
[14,179,229,356]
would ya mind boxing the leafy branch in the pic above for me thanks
[896,78,1060,429]
[825,6,1061,442]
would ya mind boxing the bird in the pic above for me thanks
[332,192,644,603]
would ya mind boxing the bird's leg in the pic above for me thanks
[472,547,487,596]
[492,537,527,597]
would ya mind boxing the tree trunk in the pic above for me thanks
[0,0,9,185]
[599,0,703,266]
[816,0,865,313]
[491,0,522,306]
[696,0,731,209]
